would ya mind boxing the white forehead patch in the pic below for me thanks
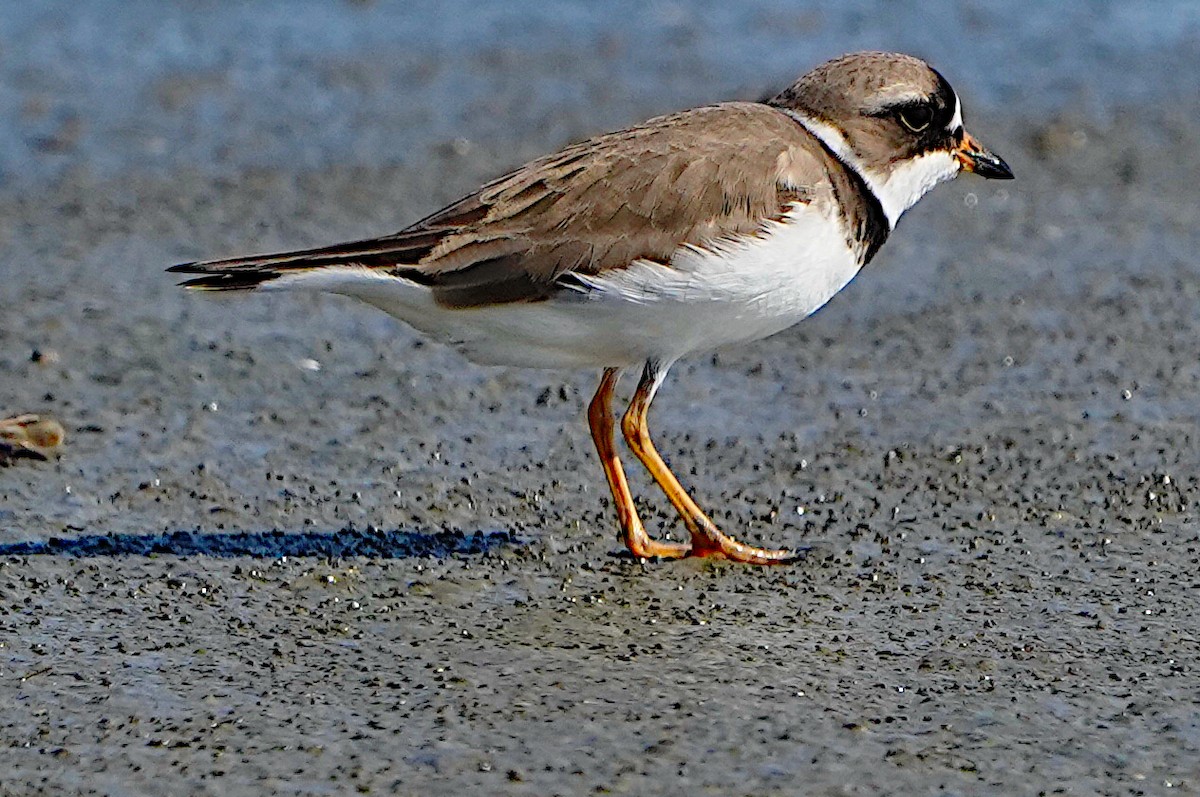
[868,90,926,115]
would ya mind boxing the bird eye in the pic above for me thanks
[897,105,933,133]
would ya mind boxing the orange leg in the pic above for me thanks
[587,368,689,560]
[619,361,797,565]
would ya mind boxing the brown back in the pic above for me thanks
[171,102,885,306]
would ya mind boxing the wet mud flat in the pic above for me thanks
[4,5,1200,796]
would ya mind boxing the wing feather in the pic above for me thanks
[169,103,830,305]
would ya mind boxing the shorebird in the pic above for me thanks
[171,51,1012,564]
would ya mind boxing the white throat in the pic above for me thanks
[785,110,961,229]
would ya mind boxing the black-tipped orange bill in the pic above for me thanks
[957,131,1014,180]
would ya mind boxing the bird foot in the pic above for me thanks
[622,528,691,560]
[687,525,799,565]
[620,528,798,565]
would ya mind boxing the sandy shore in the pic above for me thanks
[2,3,1199,795]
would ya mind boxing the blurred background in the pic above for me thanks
[4,2,1197,185]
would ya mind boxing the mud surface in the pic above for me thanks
[3,3,1200,795]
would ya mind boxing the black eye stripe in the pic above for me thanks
[871,98,954,134]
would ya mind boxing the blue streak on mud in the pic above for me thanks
[0,527,520,559]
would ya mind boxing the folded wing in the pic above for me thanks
[169,103,825,308]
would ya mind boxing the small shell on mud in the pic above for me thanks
[0,414,66,462]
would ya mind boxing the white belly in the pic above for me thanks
[269,204,864,368]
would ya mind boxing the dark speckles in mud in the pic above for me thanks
[4,2,1200,796]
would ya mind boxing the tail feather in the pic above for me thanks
[166,262,288,291]
[167,230,446,291]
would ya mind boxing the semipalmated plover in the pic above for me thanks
[171,51,1012,565]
